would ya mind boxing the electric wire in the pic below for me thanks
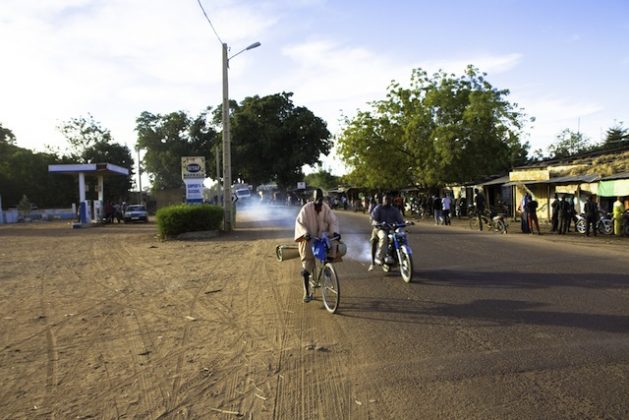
[196,0,223,45]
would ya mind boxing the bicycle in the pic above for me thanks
[469,211,508,234]
[308,233,342,314]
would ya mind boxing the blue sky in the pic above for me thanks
[1,0,628,176]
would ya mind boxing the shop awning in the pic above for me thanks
[598,179,629,197]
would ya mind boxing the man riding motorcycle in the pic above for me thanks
[369,191,405,271]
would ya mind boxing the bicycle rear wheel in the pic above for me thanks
[469,217,481,230]
[321,263,340,314]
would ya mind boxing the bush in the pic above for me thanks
[156,204,224,238]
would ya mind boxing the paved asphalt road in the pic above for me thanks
[265,207,629,418]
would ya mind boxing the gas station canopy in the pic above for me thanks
[48,163,129,176]
[48,163,130,225]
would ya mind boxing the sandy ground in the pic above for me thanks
[0,212,313,419]
[2,210,628,419]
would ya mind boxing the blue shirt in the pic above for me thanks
[371,204,405,225]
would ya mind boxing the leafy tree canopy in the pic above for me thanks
[0,122,16,145]
[58,114,134,201]
[602,122,629,149]
[136,109,218,191]
[547,128,592,159]
[0,130,77,208]
[223,92,332,189]
[337,66,531,189]
[304,169,339,191]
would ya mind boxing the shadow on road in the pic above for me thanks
[416,269,629,291]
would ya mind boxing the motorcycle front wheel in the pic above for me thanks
[576,219,586,234]
[399,248,413,283]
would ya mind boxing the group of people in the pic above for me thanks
[293,189,406,302]
[103,201,126,224]
[549,193,580,235]
[431,194,454,226]
[517,192,542,235]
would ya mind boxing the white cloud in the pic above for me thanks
[419,53,523,75]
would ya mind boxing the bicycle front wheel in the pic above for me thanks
[495,219,507,234]
[321,263,340,314]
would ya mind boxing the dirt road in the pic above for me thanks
[1,207,628,419]
[0,212,290,418]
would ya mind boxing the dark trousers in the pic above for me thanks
[551,214,558,232]
[443,209,451,225]
[586,216,597,236]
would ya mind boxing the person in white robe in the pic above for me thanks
[294,188,340,302]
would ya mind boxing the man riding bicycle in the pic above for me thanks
[294,188,340,302]
[369,191,405,271]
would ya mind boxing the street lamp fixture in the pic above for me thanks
[222,41,261,231]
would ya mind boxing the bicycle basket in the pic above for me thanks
[311,237,329,261]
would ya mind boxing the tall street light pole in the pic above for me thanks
[221,41,261,231]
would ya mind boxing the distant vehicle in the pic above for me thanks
[234,188,252,205]
[123,205,148,223]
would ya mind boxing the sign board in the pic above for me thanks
[181,156,206,179]
[184,178,204,203]
[297,182,306,190]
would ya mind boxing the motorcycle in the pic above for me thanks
[575,212,613,235]
[375,221,414,283]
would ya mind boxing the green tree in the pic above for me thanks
[58,114,113,157]
[0,122,16,145]
[304,169,339,191]
[225,92,332,189]
[547,128,592,159]
[0,139,77,208]
[136,109,218,191]
[338,66,530,190]
[602,122,629,149]
[58,115,134,201]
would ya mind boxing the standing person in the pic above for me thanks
[433,194,442,225]
[369,192,405,271]
[442,194,452,225]
[455,193,462,219]
[584,195,599,237]
[566,197,577,232]
[518,192,531,233]
[294,188,340,302]
[612,196,624,236]
[527,196,542,235]
[558,196,569,234]
[551,193,559,233]
[474,188,485,231]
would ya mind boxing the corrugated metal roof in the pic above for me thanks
[601,172,629,180]
[503,174,600,187]
[480,175,510,186]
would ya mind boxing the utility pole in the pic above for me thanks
[222,42,232,231]
[137,147,143,205]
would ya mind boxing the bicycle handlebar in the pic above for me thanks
[374,221,414,229]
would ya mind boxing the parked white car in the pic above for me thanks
[123,205,148,223]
